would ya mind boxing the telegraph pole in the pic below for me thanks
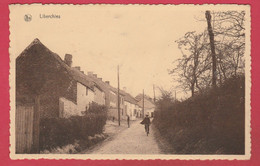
[206,11,217,88]
[117,65,120,126]
[142,89,145,118]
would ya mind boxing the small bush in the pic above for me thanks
[153,75,245,154]
[39,103,107,151]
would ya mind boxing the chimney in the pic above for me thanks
[74,66,81,71]
[88,71,93,76]
[64,54,72,67]
[81,71,84,74]
[98,78,102,81]
[93,74,97,78]
[105,81,110,85]
[123,87,127,92]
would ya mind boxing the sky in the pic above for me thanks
[10,4,245,99]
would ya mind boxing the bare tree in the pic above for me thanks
[169,31,211,97]
[171,11,245,98]
[212,11,245,83]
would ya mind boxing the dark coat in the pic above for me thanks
[140,117,151,125]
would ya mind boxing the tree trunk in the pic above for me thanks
[234,48,240,76]
[218,65,223,85]
[191,82,195,97]
[205,11,217,88]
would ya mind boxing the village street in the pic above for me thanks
[83,119,162,154]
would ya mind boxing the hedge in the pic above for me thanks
[153,75,245,154]
[39,103,107,151]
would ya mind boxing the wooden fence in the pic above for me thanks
[15,105,34,153]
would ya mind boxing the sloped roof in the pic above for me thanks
[119,90,138,105]
[18,38,94,90]
[70,67,95,91]
[137,98,155,109]
[135,94,154,102]
[87,75,111,93]
[87,74,125,96]
[124,94,138,105]
[135,94,155,109]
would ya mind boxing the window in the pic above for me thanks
[86,88,88,95]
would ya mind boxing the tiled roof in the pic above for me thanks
[120,91,138,105]
[19,38,138,102]
[137,99,155,109]
[135,94,155,109]
[87,74,126,96]
[18,38,94,90]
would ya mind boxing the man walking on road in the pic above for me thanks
[140,115,151,135]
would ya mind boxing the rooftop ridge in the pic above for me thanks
[17,38,47,60]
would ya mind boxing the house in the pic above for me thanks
[135,94,156,118]
[120,87,139,120]
[123,92,139,120]
[73,69,106,106]
[16,38,99,118]
[106,84,125,120]
[93,84,105,106]
[87,72,111,107]
[86,72,125,120]
[135,104,142,118]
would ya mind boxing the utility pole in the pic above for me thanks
[142,89,145,118]
[117,65,120,126]
[153,84,156,103]
[205,10,217,88]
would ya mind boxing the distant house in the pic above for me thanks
[86,72,125,120]
[119,88,139,120]
[135,94,155,117]
[135,104,142,118]
[16,38,99,118]
[125,96,138,120]
[106,85,125,120]
[87,72,111,107]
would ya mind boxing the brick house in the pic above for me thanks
[16,38,100,118]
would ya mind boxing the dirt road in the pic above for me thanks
[84,119,162,154]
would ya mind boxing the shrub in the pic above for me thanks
[39,103,107,151]
[153,75,245,154]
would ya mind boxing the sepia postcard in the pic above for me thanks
[9,4,251,160]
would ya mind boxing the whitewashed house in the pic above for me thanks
[136,94,155,118]
[87,72,125,120]
[59,64,97,118]
[122,90,138,120]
